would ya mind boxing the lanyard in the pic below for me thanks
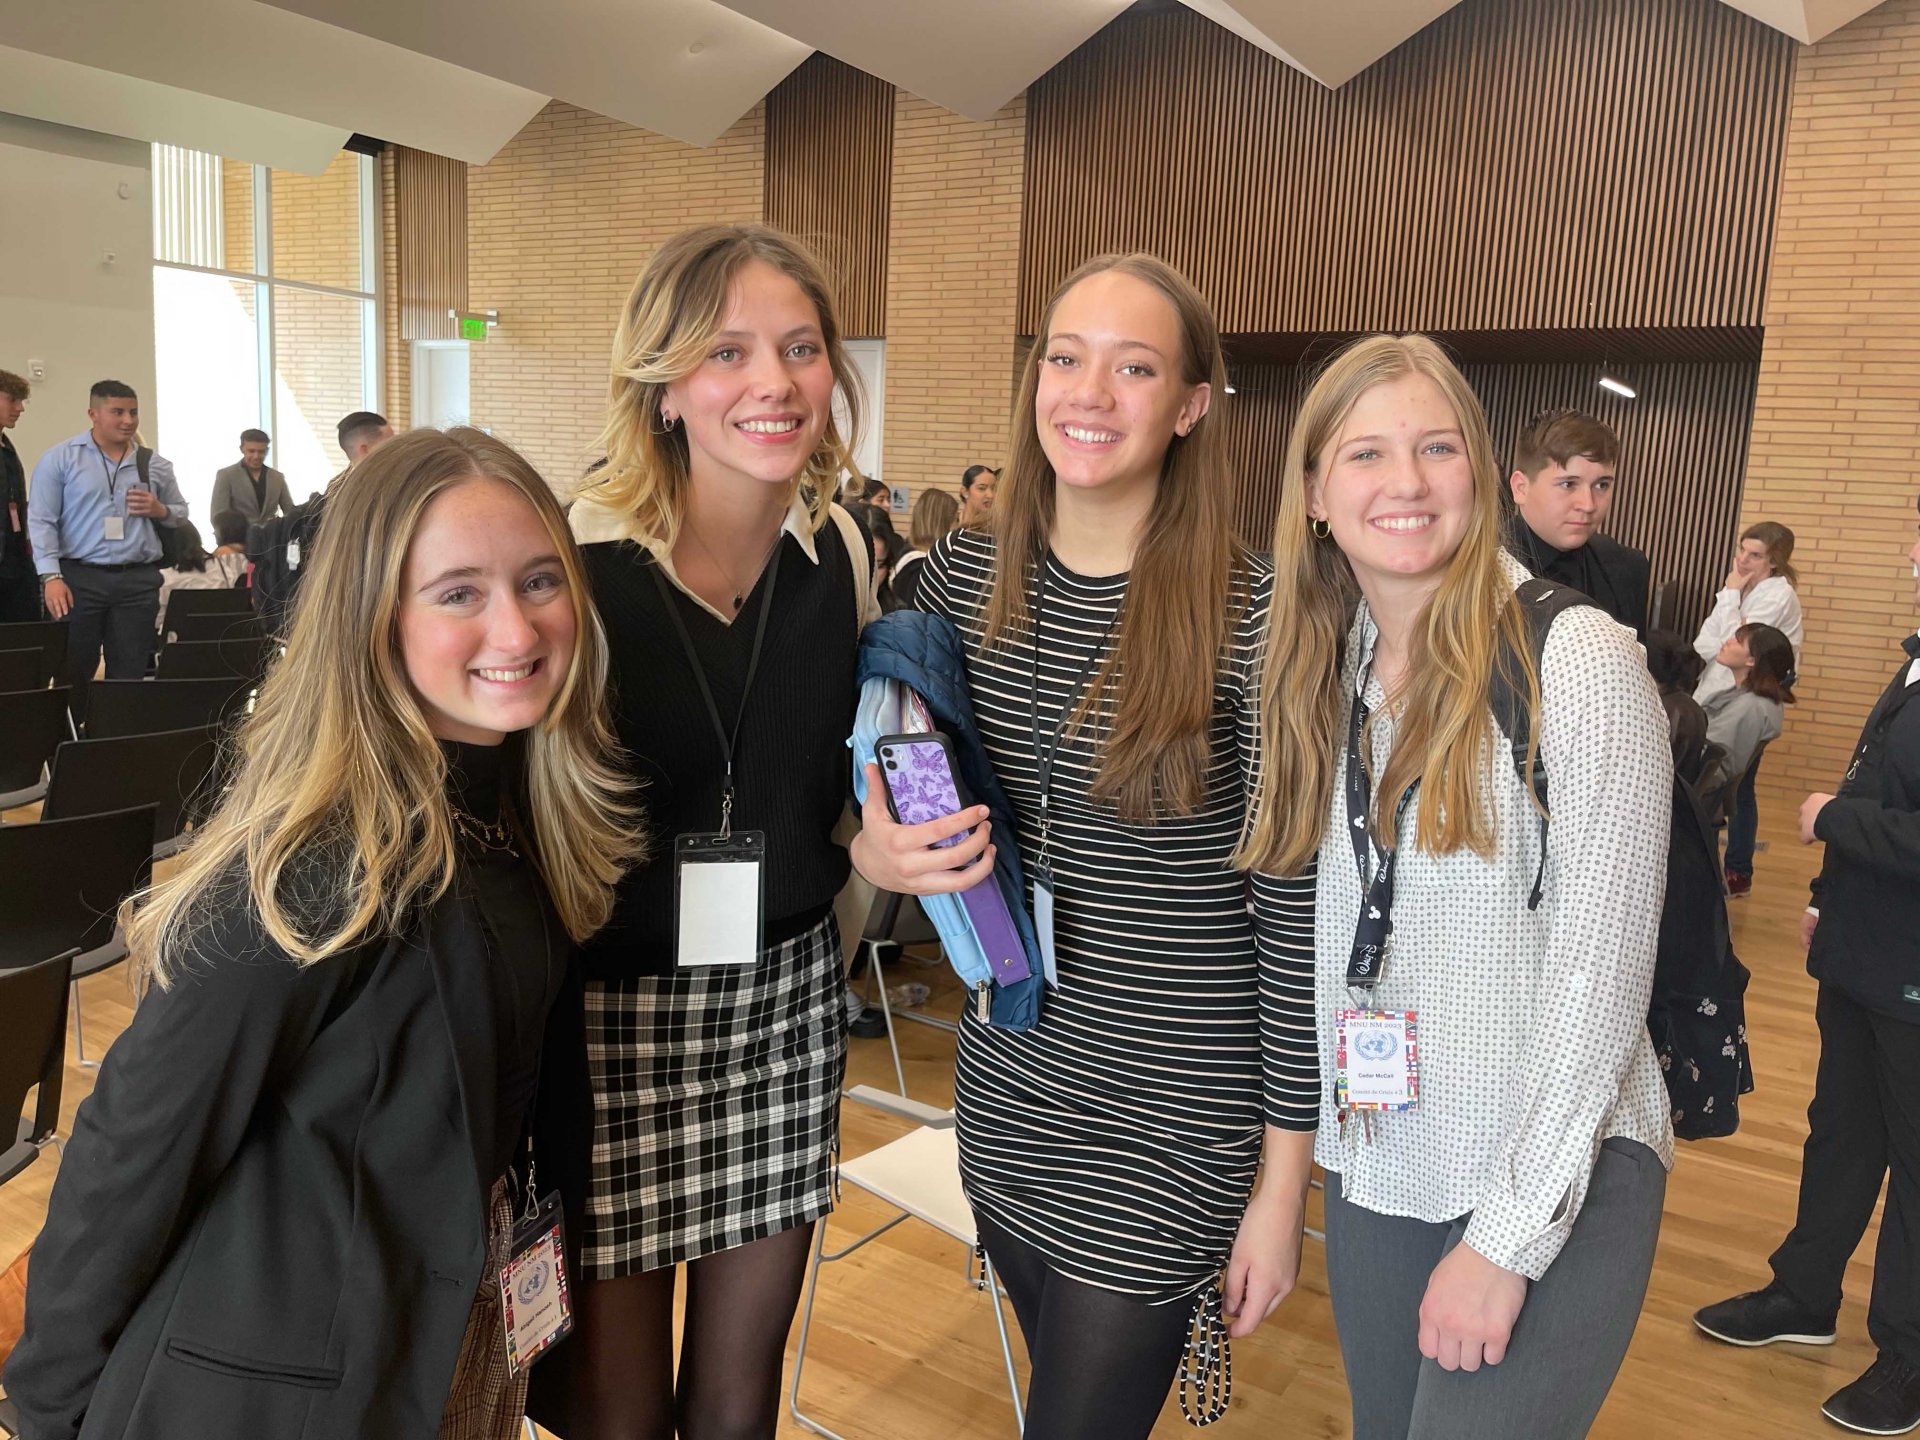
[649,544,782,840]
[1345,666,1417,1002]
[94,442,132,502]
[1027,568,1123,869]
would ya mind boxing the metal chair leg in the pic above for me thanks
[868,940,908,1098]
[788,1218,847,1440]
[521,1420,537,1440]
[981,1253,1026,1434]
[72,979,99,1070]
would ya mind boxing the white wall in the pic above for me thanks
[0,113,154,496]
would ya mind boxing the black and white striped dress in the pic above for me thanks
[920,529,1320,1302]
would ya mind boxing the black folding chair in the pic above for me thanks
[0,648,41,692]
[0,685,75,808]
[0,619,68,686]
[0,949,76,1188]
[42,725,220,856]
[155,636,275,682]
[85,676,253,740]
[166,611,266,647]
[0,805,157,1065]
[163,587,252,622]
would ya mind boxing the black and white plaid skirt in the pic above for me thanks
[580,911,848,1277]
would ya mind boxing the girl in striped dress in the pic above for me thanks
[850,254,1319,1438]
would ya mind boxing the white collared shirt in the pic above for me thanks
[1314,553,1675,1279]
[569,488,821,624]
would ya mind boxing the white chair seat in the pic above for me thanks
[838,1124,975,1247]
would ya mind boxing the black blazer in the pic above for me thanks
[5,873,571,1440]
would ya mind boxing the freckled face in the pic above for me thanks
[397,477,576,746]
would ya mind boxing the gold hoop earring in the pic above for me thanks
[1310,518,1332,540]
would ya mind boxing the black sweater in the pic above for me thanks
[1809,635,1920,1024]
[578,529,859,979]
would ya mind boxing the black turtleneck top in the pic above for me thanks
[442,738,567,1189]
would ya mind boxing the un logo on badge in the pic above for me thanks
[1355,1027,1398,1063]
[517,1259,550,1305]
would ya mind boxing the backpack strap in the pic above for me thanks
[135,446,152,489]
[826,501,878,635]
[1487,577,1599,910]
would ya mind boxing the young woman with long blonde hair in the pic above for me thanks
[850,254,1319,1438]
[540,224,874,1439]
[6,427,638,1440]
[1243,335,1673,1439]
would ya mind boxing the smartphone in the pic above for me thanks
[876,732,972,845]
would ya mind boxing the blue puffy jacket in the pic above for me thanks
[850,609,1045,1029]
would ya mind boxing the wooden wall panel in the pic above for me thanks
[1222,358,1757,628]
[394,147,466,343]
[766,52,894,339]
[1021,0,1795,337]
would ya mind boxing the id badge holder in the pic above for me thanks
[673,830,766,969]
[1032,867,1060,989]
[103,514,125,541]
[1335,1008,1420,1112]
[499,1192,573,1376]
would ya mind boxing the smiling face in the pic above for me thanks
[397,476,576,746]
[88,393,139,449]
[240,439,269,470]
[1307,373,1477,609]
[662,259,835,495]
[1034,269,1209,505]
[1510,453,1615,551]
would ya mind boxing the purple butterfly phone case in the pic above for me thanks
[876,733,1031,986]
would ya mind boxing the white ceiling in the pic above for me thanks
[0,0,1892,170]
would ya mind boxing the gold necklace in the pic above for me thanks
[681,521,783,612]
[450,800,518,856]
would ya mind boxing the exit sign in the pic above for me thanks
[458,315,488,342]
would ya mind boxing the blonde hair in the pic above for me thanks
[128,427,642,989]
[984,253,1244,823]
[909,487,960,550]
[577,223,863,545]
[1240,334,1541,874]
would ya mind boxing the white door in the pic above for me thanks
[411,341,471,429]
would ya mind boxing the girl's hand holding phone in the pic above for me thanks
[848,762,995,895]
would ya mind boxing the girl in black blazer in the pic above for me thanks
[5,427,640,1440]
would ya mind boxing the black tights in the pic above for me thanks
[977,1213,1192,1440]
[537,1221,816,1440]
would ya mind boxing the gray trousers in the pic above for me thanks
[1324,1138,1666,1440]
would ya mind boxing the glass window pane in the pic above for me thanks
[271,152,364,290]
[154,267,262,529]
[272,286,367,496]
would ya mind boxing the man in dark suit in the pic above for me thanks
[0,367,37,621]
[209,428,293,525]
[1505,408,1651,636]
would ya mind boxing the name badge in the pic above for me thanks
[673,831,765,968]
[103,515,125,541]
[1032,866,1059,989]
[1336,1008,1420,1112]
[286,538,301,569]
[498,1192,572,1376]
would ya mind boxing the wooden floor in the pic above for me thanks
[0,804,1878,1438]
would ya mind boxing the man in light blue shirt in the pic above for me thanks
[28,379,187,702]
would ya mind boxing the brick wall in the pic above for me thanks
[880,92,1025,502]
[1740,0,1920,808]
[464,100,764,490]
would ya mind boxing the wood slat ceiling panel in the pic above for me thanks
[765,52,895,339]
[1222,359,1757,631]
[1021,0,1795,338]
[395,146,467,343]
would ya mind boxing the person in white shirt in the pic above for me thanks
[1693,521,1804,893]
[156,511,249,637]
[1244,333,1673,1440]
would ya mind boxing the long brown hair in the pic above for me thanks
[1240,334,1541,874]
[985,253,1243,823]
[128,428,642,988]
[578,223,864,545]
